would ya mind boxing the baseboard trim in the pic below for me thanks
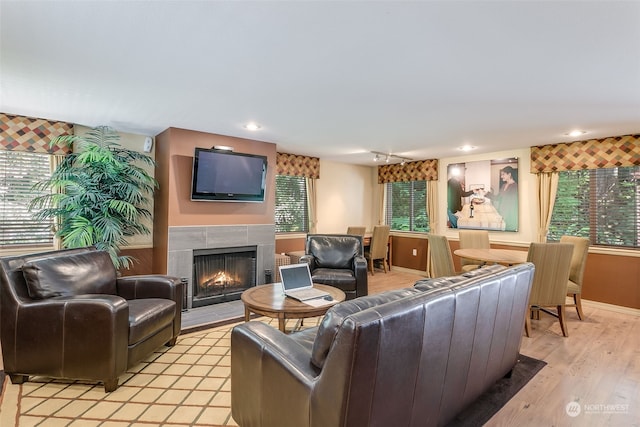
[582,299,640,317]
[390,266,428,277]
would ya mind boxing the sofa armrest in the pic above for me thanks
[231,321,319,427]
[117,275,183,339]
[354,255,368,296]
[116,275,182,301]
[300,255,316,270]
[10,295,129,379]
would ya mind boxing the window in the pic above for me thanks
[275,175,309,233]
[385,180,429,232]
[548,166,640,248]
[0,151,54,247]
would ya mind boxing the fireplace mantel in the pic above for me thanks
[166,224,275,309]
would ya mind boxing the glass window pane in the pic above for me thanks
[275,175,309,233]
[0,151,54,247]
[385,180,429,232]
[549,166,639,248]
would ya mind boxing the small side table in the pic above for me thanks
[241,283,345,333]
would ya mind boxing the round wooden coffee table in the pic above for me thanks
[241,283,345,333]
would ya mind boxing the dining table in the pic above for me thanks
[454,248,528,266]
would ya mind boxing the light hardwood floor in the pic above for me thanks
[372,268,640,426]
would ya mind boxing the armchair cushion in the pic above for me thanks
[309,268,355,288]
[128,298,176,345]
[22,251,116,299]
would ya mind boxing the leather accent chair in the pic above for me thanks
[560,235,590,320]
[364,225,390,274]
[458,229,491,272]
[345,226,366,237]
[525,242,574,337]
[0,246,183,392]
[301,234,368,300]
[426,234,457,277]
[231,263,535,427]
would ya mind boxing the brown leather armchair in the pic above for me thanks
[300,234,368,299]
[0,246,183,392]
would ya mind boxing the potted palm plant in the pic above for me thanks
[29,126,157,269]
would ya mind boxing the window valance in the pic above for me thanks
[1,113,74,155]
[276,152,320,179]
[530,134,640,173]
[377,159,438,183]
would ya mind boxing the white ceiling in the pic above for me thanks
[1,1,639,165]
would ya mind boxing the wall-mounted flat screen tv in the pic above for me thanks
[191,148,268,202]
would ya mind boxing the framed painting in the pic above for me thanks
[446,157,519,231]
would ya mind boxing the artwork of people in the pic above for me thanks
[446,159,519,231]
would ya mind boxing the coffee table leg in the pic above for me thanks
[278,315,286,333]
[244,306,250,322]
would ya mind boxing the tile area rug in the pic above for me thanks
[1,317,545,426]
[0,317,318,426]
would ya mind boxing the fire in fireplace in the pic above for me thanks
[192,246,257,307]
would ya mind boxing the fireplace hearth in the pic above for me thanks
[192,246,257,308]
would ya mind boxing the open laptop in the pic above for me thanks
[278,263,330,301]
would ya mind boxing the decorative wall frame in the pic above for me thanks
[447,157,519,231]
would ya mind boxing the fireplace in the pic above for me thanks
[192,246,257,308]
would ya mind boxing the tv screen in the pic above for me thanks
[191,148,267,202]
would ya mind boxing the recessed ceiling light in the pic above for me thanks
[244,123,261,131]
[565,130,586,137]
[457,145,477,152]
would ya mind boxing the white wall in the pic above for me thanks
[315,160,378,234]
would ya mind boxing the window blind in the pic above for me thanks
[0,151,54,247]
[549,166,640,248]
[385,180,429,232]
[275,175,309,233]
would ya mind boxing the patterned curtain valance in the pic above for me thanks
[276,152,320,178]
[530,134,640,173]
[1,113,74,154]
[377,159,439,183]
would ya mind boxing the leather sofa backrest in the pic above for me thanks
[312,265,510,368]
[311,287,422,368]
[22,251,117,299]
[311,263,534,427]
[306,234,363,269]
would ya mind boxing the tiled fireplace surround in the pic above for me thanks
[166,224,275,310]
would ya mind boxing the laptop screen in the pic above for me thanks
[279,264,313,290]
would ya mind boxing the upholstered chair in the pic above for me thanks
[0,246,183,392]
[426,234,457,278]
[301,234,368,299]
[524,242,573,337]
[364,225,391,275]
[346,226,366,237]
[560,235,590,320]
[458,230,491,272]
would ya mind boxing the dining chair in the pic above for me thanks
[346,226,366,237]
[426,234,457,278]
[560,235,590,320]
[364,225,390,275]
[524,242,574,337]
[458,230,491,272]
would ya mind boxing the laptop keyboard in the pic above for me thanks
[288,288,329,301]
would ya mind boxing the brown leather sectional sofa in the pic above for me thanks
[231,263,534,427]
[0,246,182,392]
